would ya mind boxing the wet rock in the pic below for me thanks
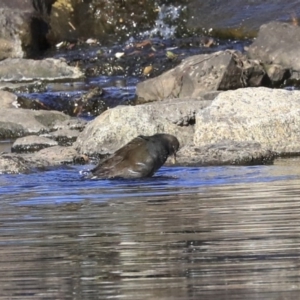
[0,121,26,139]
[15,88,105,118]
[74,98,207,156]
[0,81,47,93]
[0,108,70,139]
[247,22,300,83]
[72,87,107,117]
[48,129,79,146]
[194,87,300,155]
[15,95,50,110]
[0,58,83,82]
[11,135,58,153]
[136,50,265,103]
[177,141,276,166]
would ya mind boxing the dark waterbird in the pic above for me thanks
[90,133,180,179]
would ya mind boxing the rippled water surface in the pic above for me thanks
[1,158,300,299]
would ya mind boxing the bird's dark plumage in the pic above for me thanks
[90,133,180,179]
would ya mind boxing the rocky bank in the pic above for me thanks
[2,19,300,174]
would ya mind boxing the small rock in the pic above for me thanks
[0,58,83,82]
[33,146,80,165]
[0,153,30,174]
[11,135,58,153]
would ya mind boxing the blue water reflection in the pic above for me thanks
[1,162,299,206]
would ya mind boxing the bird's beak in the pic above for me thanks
[172,153,177,164]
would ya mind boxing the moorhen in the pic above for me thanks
[90,133,180,179]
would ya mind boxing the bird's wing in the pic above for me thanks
[91,137,147,176]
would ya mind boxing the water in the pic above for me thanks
[1,158,300,299]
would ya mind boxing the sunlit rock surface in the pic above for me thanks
[194,87,300,155]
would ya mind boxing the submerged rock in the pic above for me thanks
[136,50,265,103]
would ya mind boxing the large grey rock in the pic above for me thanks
[0,108,70,139]
[75,98,208,156]
[136,51,265,103]
[0,58,83,82]
[247,22,300,78]
[194,87,300,155]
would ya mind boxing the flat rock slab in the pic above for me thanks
[194,87,300,155]
[136,50,265,103]
[32,146,80,165]
[0,58,83,82]
[0,108,70,139]
[11,135,58,153]
[0,145,82,174]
